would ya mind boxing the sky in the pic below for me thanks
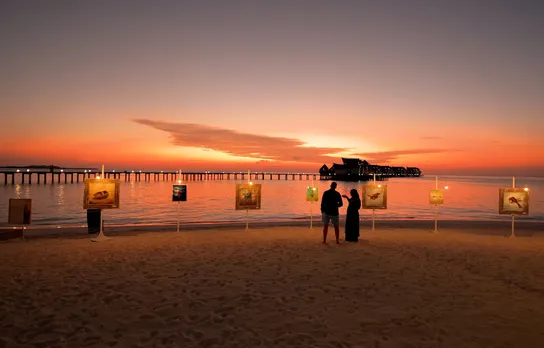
[1,0,543,176]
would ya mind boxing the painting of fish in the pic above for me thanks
[84,178,120,209]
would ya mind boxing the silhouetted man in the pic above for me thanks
[320,182,343,243]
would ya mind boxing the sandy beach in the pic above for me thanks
[2,224,544,348]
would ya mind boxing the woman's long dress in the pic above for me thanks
[345,198,361,242]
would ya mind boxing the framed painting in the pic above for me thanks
[84,178,120,209]
[499,188,529,215]
[8,198,32,225]
[362,184,387,209]
[172,184,187,202]
[236,184,261,210]
[306,186,319,202]
[429,189,444,205]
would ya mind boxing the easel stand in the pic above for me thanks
[371,174,377,231]
[245,209,249,230]
[177,202,180,232]
[309,178,315,230]
[432,205,439,233]
[431,176,439,233]
[176,168,183,232]
[91,210,110,242]
[510,215,515,238]
[245,170,250,230]
[510,176,516,238]
[309,203,313,230]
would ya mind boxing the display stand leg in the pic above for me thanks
[245,209,249,230]
[432,205,439,233]
[509,176,516,238]
[91,209,109,242]
[310,203,313,230]
[177,202,180,232]
[510,215,515,238]
[371,209,376,231]
[21,225,25,240]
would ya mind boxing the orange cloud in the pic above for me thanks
[352,148,457,164]
[133,119,348,163]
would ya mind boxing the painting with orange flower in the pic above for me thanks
[236,184,261,210]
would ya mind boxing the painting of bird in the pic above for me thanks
[508,196,522,208]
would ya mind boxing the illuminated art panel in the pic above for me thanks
[236,184,262,210]
[84,179,120,209]
[173,185,187,202]
[429,189,444,205]
[362,184,387,209]
[499,188,529,215]
[306,186,319,202]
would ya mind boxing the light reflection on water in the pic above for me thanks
[0,175,542,227]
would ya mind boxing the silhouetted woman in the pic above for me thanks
[342,189,361,242]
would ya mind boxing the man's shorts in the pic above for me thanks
[322,213,339,225]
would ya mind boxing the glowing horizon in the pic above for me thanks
[1,1,543,177]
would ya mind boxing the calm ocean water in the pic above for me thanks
[0,175,543,227]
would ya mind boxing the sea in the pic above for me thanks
[0,175,543,228]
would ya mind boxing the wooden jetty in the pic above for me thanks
[0,167,319,185]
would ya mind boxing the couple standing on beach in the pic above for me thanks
[320,182,361,244]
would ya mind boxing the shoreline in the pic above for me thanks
[1,218,542,240]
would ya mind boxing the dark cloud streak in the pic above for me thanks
[134,119,457,165]
[133,119,346,163]
[353,149,457,163]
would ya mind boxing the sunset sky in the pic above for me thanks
[1,0,543,176]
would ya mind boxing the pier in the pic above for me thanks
[0,167,320,185]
